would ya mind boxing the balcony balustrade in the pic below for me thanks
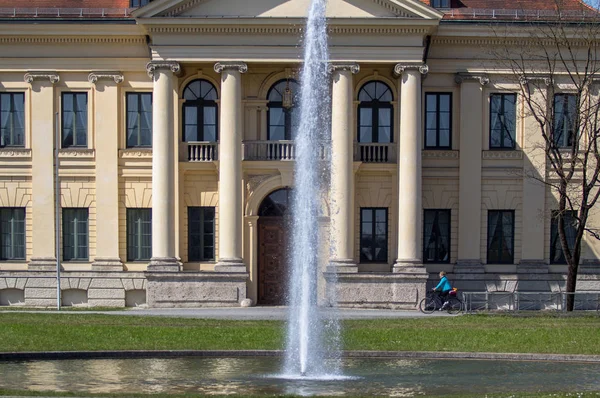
[354,143,396,163]
[186,141,218,162]
[243,140,330,161]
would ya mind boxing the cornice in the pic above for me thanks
[145,26,430,35]
[394,63,428,76]
[146,61,181,78]
[24,71,59,84]
[455,72,489,86]
[432,36,597,48]
[0,36,146,45]
[88,71,124,84]
[214,62,248,74]
[328,63,360,75]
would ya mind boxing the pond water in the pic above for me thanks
[1,356,599,396]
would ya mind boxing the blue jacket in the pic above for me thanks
[435,276,452,293]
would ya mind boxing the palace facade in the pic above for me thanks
[0,0,599,308]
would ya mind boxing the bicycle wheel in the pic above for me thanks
[447,297,463,315]
[419,296,438,314]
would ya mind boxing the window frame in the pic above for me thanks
[188,206,216,262]
[0,92,25,148]
[62,208,89,262]
[423,209,451,264]
[130,0,151,6]
[182,79,219,143]
[61,92,88,148]
[126,208,152,262]
[359,207,389,264]
[431,0,450,7]
[550,210,577,264]
[126,92,153,148]
[424,92,452,149]
[267,79,300,141]
[487,210,515,264]
[357,81,394,144]
[0,207,26,261]
[553,93,577,148]
[489,93,517,150]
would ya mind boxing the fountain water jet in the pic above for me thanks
[283,0,341,378]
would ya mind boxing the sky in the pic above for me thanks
[583,0,599,7]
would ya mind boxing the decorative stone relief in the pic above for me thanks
[58,149,95,159]
[327,63,360,75]
[394,63,428,76]
[214,61,248,74]
[120,149,153,158]
[246,174,276,195]
[0,148,31,158]
[483,150,524,160]
[88,72,124,84]
[422,150,459,159]
[24,71,59,84]
[146,61,181,78]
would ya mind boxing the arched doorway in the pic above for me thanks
[258,188,291,305]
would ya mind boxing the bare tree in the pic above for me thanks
[488,0,600,311]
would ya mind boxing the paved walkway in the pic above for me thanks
[2,307,450,319]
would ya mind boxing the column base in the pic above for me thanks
[92,257,124,271]
[215,258,247,273]
[28,257,58,271]
[327,259,358,273]
[393,259,427,274]
[517,261,549,274]
[453,259,485,274]
[147,257,182,272]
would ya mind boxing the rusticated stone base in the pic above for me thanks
[453,260,485,274]
[28,257,57,271]
[326,272,428,309]
[146,272,249,307]
[327,259,358,273]
[147,257,182,272]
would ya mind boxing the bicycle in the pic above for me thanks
[419,289,463,315]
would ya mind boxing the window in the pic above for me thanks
[0,208,25,260]
[182,79,218,142]
[188,207,215,261]
[487,210,515,264]
[490,94,516,149]
[130,0,152,6]
[553,94,577,148]
[127,209,152,261]
[62,93,88,148]
[0,93,25,147]
[267,80,300,140]
[360,208,388,263]
[126,93,152,148]
[425,93,452,149]
[63,208,88,261]
[550,210,577,264]
[431,0,450,7]
[358,81,393,143]
[423,210,451,263]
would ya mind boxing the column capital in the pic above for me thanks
[88,71,124,85]
[394,63,428,77]
[214,61,248,74]
[518,75,553,87]
[24,71,59,84]
[327,62,360,74]
[454,72,489,86]
[146,61,181,78]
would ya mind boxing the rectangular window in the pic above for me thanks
[360,208,388,263]
[490,94,516,149]
[127,208,152,261]
[553,94,577,148]
[0,208,25,260]
[62,208,89,261]
[425,93,452,149]
[487,210,515,264]
[130,0,152,6]
[550,210,577,264]
[0,93,25,147]
[62,92,88,148]
[423,209,451,263]
[431,0,450,7]
[126,93,153,148]
[188,207,215,261]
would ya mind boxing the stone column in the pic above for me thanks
[519,77,550,272]
[89,72,124,270]
[214,62,247,272]
[26,72,60,270]
[146,61,181,271]
[454,73,489,272]
[393,64,428,273]
[328,63,360,272]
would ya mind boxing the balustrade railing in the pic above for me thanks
[355,143,396,163]
[243,140,330,161]
[187,142,217,162]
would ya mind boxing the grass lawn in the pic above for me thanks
[0,312,599,354]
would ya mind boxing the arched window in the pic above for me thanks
[268,80,300,140]
[357,81,393,143]
[182,79,218,142]
[258,188,291,217]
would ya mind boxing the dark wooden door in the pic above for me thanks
[258,216,288,305]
